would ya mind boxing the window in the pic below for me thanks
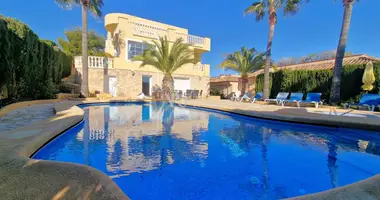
[128,41,149,60]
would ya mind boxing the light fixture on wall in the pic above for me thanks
[127,70,135,76]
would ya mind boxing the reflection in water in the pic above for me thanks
[34,102,380,200]
[327,142,338,188]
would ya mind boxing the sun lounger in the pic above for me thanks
[240,92,251,102]
[282,93,304,107]
[301,93,323,108]
[251,92,263,103]
[265,92,289,105]
[344,94,380,112]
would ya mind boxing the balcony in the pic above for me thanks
[175,63,210,77]
[131,21,210,51]
[74,56,114,69]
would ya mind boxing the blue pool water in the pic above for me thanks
[33,102,380,199]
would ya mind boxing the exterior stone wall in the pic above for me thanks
[75,68,210,98]
[56,93,80,100]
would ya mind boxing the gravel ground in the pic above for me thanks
[0,104,55,132]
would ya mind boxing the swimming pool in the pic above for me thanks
[33,102,380,199]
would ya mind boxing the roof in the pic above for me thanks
[210,75,240,83]
[249,54,380,77]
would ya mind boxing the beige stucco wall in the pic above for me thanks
[76,68,209,98]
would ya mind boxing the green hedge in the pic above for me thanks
[255,63,380,103]
[0,15,72,101]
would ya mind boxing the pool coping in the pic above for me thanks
[0,99,379,199]
[181,99,380,131]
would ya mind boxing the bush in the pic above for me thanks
[255,63,380,103]
[0,15,72,102]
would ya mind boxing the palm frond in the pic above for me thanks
[55,0,80,10]
[55,0,103,17]
[284,0,309,15]
[219,47,265,77]
[87,0,104,17]
[244,1,266,22]
[133,36,194,75]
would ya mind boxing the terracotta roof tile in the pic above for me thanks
[210,75,240,83]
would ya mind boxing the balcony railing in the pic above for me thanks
[131,21,205,47]
[75,56,114,69]
[193,63,207,72]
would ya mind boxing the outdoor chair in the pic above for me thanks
[199,90,203,99]
[175,90,183,100]
[344,94,380,112]
[264,92,289,105]
[185,90,193,100]
[192,90,199,99]
[239,92,251,102]
[301,93,323,108]
[282,93,304,107]
[231,91,241,101]
[251,92,263,103]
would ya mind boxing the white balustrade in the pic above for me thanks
[187,34,205,46]
[75,56,114,69]
[131,21,205,46]
[132,21,168,39]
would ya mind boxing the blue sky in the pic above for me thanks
[1,0,379,77]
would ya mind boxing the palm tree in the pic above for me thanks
[55,0,104,97]
[134,36,195,100]
[245,0,306,99]
[219,47,264,96]
[330,0,355,105]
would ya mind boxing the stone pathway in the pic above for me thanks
[0,104,55,132]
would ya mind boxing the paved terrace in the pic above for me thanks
[0,98,379,200]
[182,99,380,131]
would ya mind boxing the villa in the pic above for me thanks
[210,54,380,97]
[74,13,211,98]
[3,1,380,199]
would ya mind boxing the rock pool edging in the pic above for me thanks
[0,100,129,200]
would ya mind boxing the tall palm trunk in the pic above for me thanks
[81,1,89,97]
[162,74,174,100]
[263,9,276,99]
[330,1,354,105]
[240,76,248,96]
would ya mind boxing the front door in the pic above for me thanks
[109,76,117,97]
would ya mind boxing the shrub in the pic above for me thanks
[255,63,380,103]
[0,15,72,101]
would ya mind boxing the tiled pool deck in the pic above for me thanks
[0,99,379,200]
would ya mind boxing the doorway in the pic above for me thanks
[109,76,117,97]
[142,75,151,96]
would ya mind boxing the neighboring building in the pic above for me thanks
[74,13,211,98]
[210,75,240,98]
[211,54,380,96]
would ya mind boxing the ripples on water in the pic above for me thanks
[33,102,380,199]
